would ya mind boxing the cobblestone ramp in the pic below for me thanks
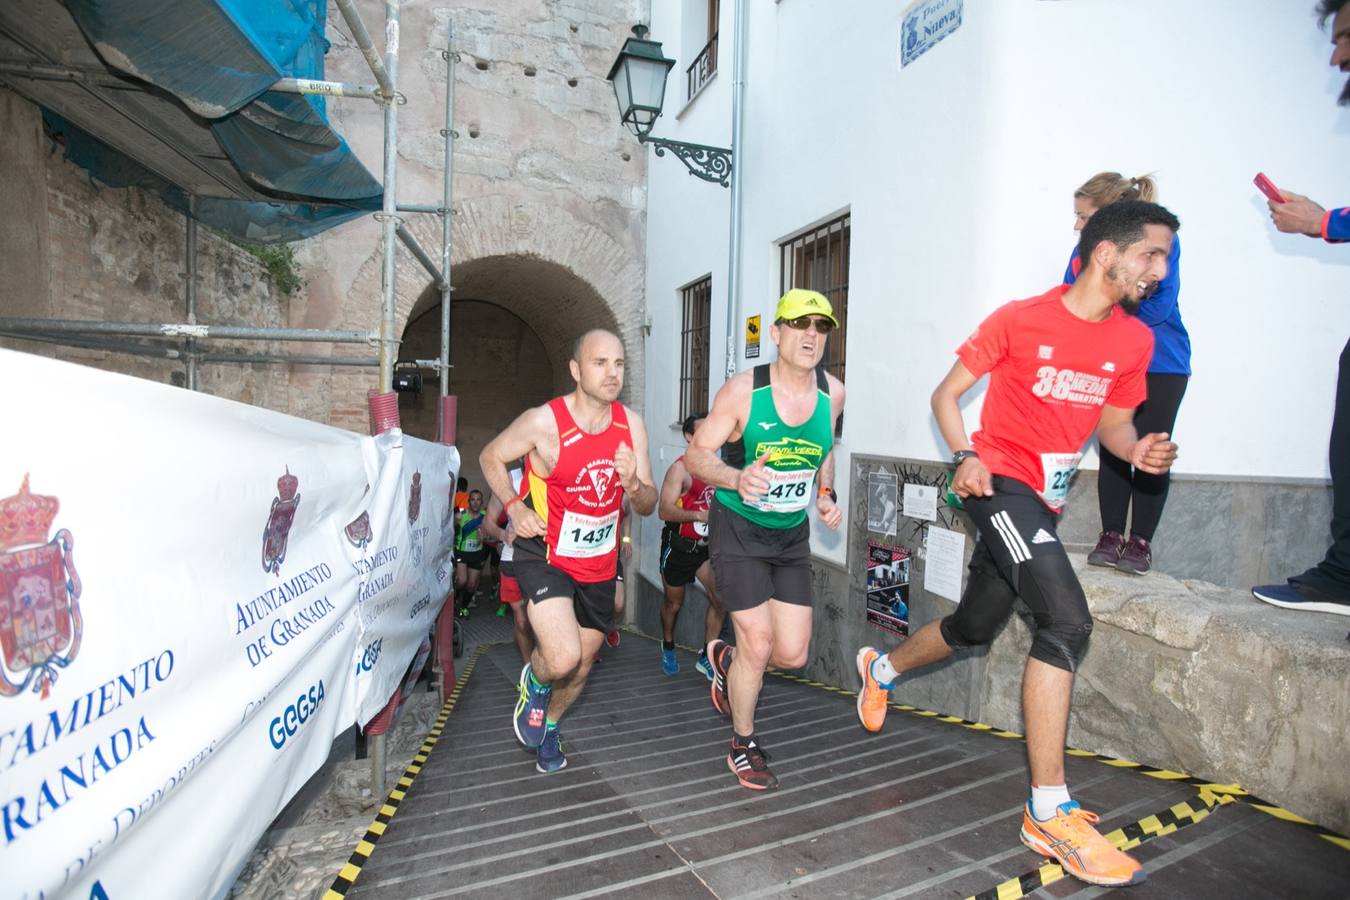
[337,635,1350,899]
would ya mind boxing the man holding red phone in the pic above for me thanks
[1250,0,1350,619]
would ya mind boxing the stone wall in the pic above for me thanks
[312,0,650,438]
[0,88,294,409]
[3,0,650,439]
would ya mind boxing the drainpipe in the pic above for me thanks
[723,0,747,381]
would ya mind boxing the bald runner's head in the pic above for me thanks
[569,329,625,404]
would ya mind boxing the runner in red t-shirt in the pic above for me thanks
[656,415,726,678]
[856,201,1181,889]
[480,330,657,775]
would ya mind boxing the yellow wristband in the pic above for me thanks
[621,536,632,544]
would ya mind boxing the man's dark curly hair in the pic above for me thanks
[1319,0,1350,105]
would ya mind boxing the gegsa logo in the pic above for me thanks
[269,679,326,749]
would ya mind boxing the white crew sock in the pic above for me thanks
[870,653,899,688]
[1030,783,1072,821]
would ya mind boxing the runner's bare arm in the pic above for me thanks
[657,458,702,522]
[932,360,993,497]
[1096,404,1178,475]
[826,371,847,429]
[814,371,847,525]
[685,371,754,491]
[815,450,843,529]
[617,408,658,516]
[480,406,553,537]
[482,495,507,542]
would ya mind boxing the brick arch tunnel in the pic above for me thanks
[396,253,631,492]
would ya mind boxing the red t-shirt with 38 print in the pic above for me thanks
[955,285,1152,512]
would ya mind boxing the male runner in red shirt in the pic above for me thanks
[855,201,1180,888]
[480,330,657,774]
[657,414,726,677]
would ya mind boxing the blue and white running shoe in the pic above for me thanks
[513,663,551,749]
[536,727,567,774]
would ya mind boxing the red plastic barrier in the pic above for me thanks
[368,390,400,435]
[439,394,457,445]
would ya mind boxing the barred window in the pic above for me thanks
[779,213,849,432]
[679,276,712,421]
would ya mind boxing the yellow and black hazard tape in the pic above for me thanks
[323,643,490,899]
[640,631,1350,853]
[966,789,1234,900]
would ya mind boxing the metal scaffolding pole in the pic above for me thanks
[0,330,378,368]
[440,24,457,412]
[185,197,199,390]
[395,224,446,288]
[0,318,375,343]
[272,77,383,101]
[332,0,395,99]
[397,203,447,215]
[376,0,401,392]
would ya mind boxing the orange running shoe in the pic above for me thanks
[1019,801,1145,887]
[855,647,890,732]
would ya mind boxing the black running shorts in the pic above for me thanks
[708,496,812,612]
[513,558,616,632]
[456,549,486,570]
[943,476,1091,672]
[660,526,709,587]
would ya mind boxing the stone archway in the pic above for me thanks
[342,195,646,486]
[397,296,554,490]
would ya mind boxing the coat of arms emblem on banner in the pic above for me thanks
[408,471,422,525]
[262,467,301,575]
[345,511,372,550]
[408,472,424,565]
[0,475,83,699]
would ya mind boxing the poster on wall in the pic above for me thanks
[745,314,761,359]
[900,0,963,68]
[866,541,910,638]
[867,471,898,536]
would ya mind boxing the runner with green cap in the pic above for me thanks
[684,288,846,789]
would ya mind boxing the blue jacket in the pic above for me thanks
[1064,235,1191,376]
[1324,206,1350,242]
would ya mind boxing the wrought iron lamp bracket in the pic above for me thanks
[639,135,732,187]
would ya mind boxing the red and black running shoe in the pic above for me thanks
[707,639,733,717]
[727,738,778,790]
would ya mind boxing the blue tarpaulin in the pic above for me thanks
[44,0,383,242]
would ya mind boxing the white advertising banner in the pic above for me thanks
[0,350,457,899]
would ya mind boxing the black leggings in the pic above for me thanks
[1098,372,1189,541]
[1292,336,1350,595]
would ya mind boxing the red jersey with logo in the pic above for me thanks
[674,456,715,542]
[515,397,629,582]
[956,285,1152,512]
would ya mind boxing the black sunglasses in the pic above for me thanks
[779,316,835,334]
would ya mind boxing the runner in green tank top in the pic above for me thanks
[685,289,846,791]
[454,490,487,618]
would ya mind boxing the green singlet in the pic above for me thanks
[714,364,833,529]
[455,509,483,553]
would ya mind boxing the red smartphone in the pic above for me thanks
[1254,172,1286,204]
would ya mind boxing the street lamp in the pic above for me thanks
[607,25,733,187]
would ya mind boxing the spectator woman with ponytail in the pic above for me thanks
[1065,172,1191,575]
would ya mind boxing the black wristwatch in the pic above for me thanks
[951,449,980,467]
[818,486,837,503]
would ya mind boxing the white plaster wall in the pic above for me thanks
[642,0,1350,574]
[640,0,737,573]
